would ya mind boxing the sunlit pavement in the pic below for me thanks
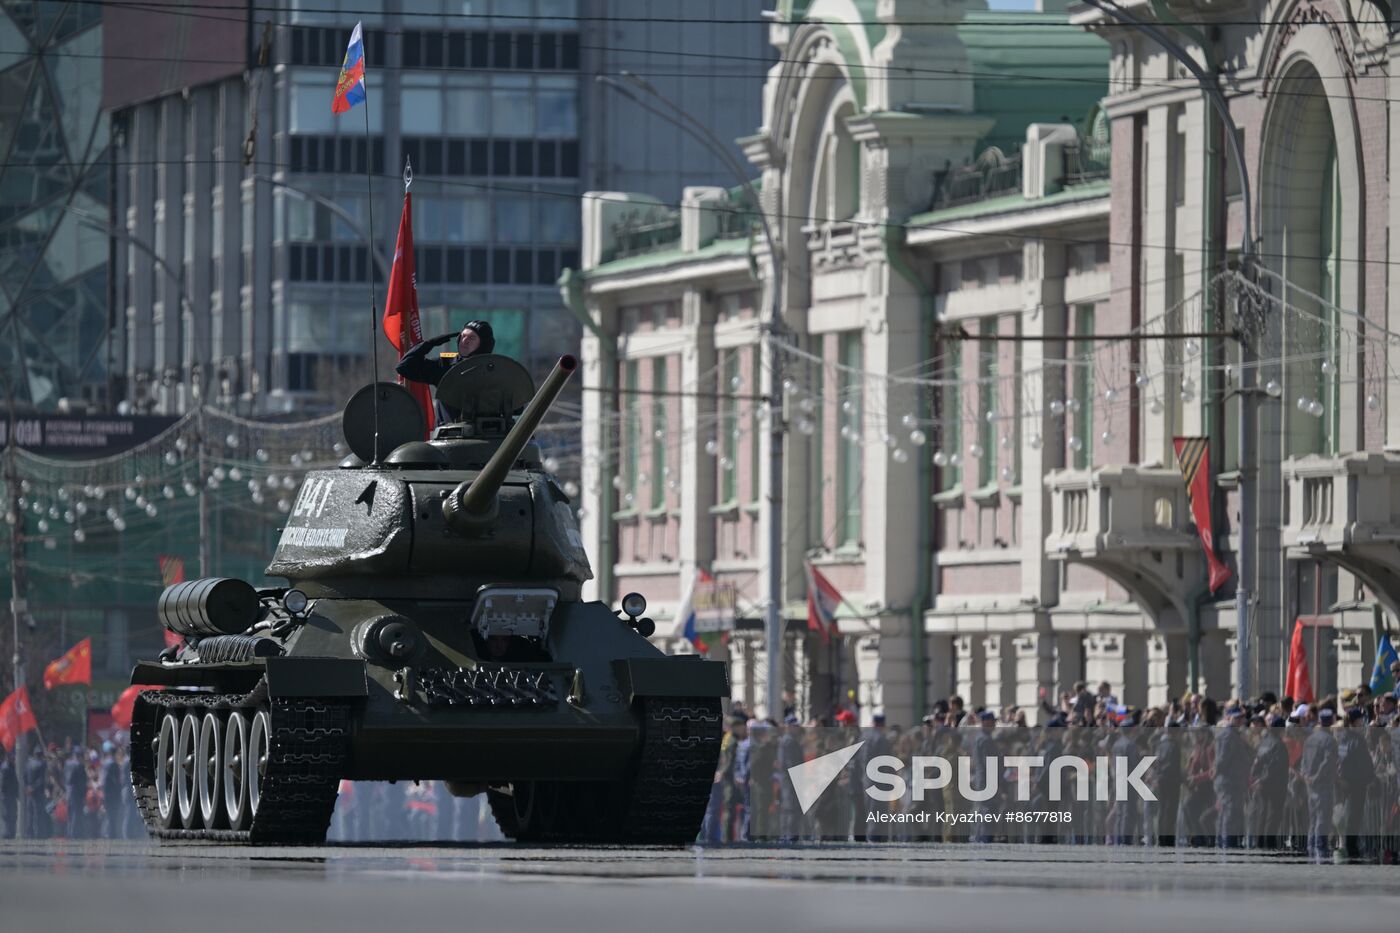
[1,839,1395,932]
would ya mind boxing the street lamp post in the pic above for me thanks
[597,74,790,720]
[63,205,199,415]
[1080,0,1256,700]
[251,174,392,281]
[69,207,218,575]
[1,371,28,836]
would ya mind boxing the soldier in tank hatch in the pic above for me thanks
[396,319,496,387]
[395,320,496,424]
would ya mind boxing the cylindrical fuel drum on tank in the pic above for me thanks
[157,577,260,638]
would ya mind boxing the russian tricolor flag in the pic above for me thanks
[677,567,714,653]
[332,22,366,114]
[805,561,843,644]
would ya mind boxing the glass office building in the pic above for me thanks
[0,1,110,411]
[105,0,770,415]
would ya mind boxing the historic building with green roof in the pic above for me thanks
[566,1,1117,724]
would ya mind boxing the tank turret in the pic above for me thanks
[261,353,592,600]
[442,354,577,535]
[126,352,728,847]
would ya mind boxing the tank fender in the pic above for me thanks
[263,657,369,698]
[610,656,729,704]
[129,657,369,697]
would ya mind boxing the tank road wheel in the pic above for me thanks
[131,693,348,844]
[176,712,202,829]
[222,712,251,831]
[154,712,181,829]
[247,708,272,818]
[197,712,224,829]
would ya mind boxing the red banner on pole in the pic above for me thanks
[0,686,38,751]
[1285,618,1315,704]
[1173,436,1232,593]
[382,191,435,437]
[110,684,160,730]
[158,555,185,649]
[43,637,92,690]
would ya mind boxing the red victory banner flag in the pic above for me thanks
[158,555,185,649]
[0,686,38,751]
[44,637,92,690]
[1173,437,1232,593]
[110,684,160,730]
[804,561,845,645]
[1285,618,1315,705]
[382,190,435,437]
[158,554,185,588]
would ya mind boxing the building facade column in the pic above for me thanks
[1054,631,1084,697]
[1146,632,1186,707]
[1013,630,1056,722]
[578,300,615,603]
[981,634,1016,710]
[1200,630,1233,701]
[1335,631,1367,696]
[678,285,716,577]
[954,633,985,707]
[1084,631,1147,706]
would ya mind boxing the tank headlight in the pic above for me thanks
[282,588,310,616]
[621,592,647,619]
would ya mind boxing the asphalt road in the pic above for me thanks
[1,840,1394,933]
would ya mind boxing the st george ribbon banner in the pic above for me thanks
[1173,436,1232,593]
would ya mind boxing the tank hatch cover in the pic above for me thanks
[342,381,427,463]
[435,354,535,420]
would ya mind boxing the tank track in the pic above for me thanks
[488,695,722,845]
[616,696,723,844]
[130,688,349,845]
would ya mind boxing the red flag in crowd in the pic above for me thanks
[804,561,844,644]
[110,684,160,730]
[0,686,38,751]
[1173,437,1232,593]
[158,555,185,649]
[43,637,92,690]
[1285,617,1314,704]
[382,190,435,437]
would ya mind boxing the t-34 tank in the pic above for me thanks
[128,353,728,844]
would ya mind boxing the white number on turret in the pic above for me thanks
[293,477,336,518]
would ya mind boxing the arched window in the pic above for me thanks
[1262,61,1343,458]
[811,100,859,224]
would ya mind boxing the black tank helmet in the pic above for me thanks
[463,319,495,355]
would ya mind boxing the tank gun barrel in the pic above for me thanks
[443,354,577,535]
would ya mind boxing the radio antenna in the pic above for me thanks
[360,66,381,464]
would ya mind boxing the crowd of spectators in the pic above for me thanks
[0,739,136,840]
[7,662,1400,857]
[0,738,501,843]
[327,782,504,843]
[706,662,1400,862]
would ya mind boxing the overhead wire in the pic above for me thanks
[8,154,1400,274]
